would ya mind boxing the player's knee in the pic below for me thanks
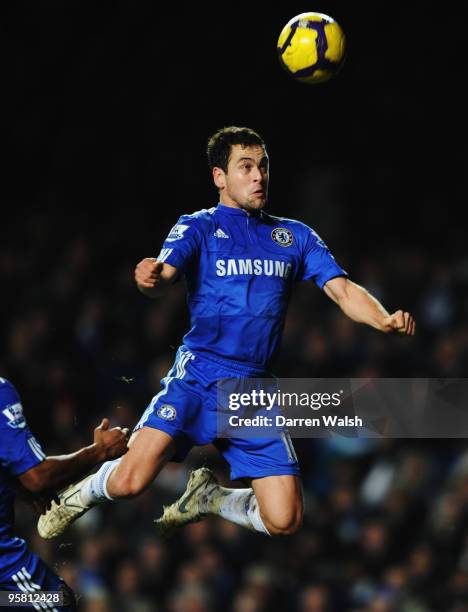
[269,517,302,536]
[264,505,303,536]
[112,470,148,499]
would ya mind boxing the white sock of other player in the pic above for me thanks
[80,458,122,505]
[201,487,270,535]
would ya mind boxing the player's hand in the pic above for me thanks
[134,257,163,290]
[382,310,416,335]
[94,418,130,460]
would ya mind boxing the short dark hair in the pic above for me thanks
[207,126,265,173]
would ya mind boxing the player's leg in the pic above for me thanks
[207,432,302,535]
[92,427,175,499]
[155,470,303,537]
[38,427,175,539]
[194,473,303,536]
[155,433,302,537]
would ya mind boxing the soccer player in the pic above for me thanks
[38,127,415,541]
[0,377,129,610]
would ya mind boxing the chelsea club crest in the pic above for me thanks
[157,404,177,421]
[271,227,294,247]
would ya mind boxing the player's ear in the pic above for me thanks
[213,167,226,190]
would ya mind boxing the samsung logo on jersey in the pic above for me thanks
[216,259,292,278]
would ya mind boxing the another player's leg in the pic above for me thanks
[38,427,174,539]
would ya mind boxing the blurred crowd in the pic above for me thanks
[2,203,468,612]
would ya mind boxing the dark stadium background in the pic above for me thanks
[2,2,467,611]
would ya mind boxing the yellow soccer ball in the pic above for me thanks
[277,12,346,84]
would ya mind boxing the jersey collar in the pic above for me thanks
[216,203,261,217]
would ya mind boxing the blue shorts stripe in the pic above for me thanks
[135,349,193,431]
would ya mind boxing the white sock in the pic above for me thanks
[80,458,122,505]
[203,487,270,535]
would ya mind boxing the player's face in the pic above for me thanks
[214,144,269,212]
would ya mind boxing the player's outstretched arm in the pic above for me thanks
[18,418,129,495]
[323,277,415,335]
[134,257,179,298]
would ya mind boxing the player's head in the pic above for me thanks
[207,126,269,212]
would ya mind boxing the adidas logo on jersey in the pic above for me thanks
[214,228,229,239]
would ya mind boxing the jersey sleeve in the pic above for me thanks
[298,226,348,288]
[0,379,46,476]
[156,215,202,272]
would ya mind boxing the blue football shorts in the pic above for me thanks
[134,346,300,480]
[0,551,76,611]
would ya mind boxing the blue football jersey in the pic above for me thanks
[157,203,347,371]
[0,378,46,580]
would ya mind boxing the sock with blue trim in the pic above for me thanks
[80,458,122,505]
[202,487,270,535]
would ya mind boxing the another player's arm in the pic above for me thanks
[18,418,129,495]
[323,276,415,335]
[134,257,179,298]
